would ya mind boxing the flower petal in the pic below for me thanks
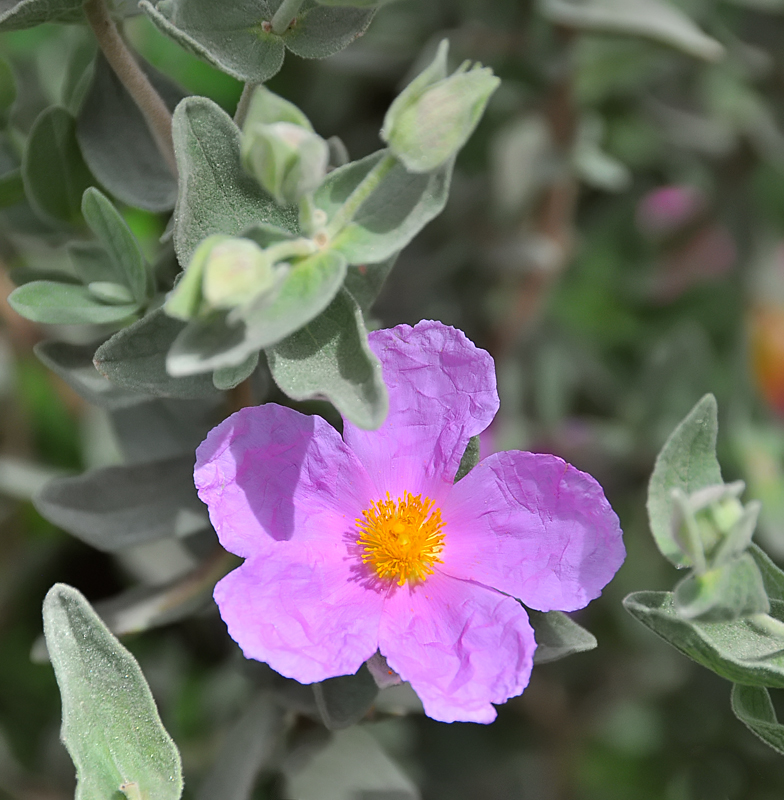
[195,403,373,558]
[214,543,386,684]
[441,451,625,612]
[378,573,535,723]
[343,321,499,502]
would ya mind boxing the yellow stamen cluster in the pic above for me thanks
[356,491,446,586]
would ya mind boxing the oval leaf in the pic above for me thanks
[166,249,347,375]
[43,583,183,800]
[539,0,724,62]
[22,106,94,224]
[647,393,722,568]
[82,187,150,303]
[34,455,210,551]
[94,308,221,399]
[76,53,182,212]
[266,287,387,430]
[171,96,298,266]
[731,683,784,755]
[9,281,138,325]
[624,590,784,687]
[315,151,454,264]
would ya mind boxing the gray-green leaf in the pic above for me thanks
[0,0,83,30]
[35,340,147,409]
[624,591,784,687]
[266,288,387,429]
[167,249,347,375]
[94,309,221,399]
[731,683,784,755]
[313,665,379,730]
[171,95,297,267]
[284,726,419,800]
[139,0,374,83]
[315,150,454,264]
[34,455,210,551]
[8,281,138,325]
[22,106,94,224]
[454,436,480,483]
[76,53,182,212]
[539,0,724,62]
[528,609,598,664]
[647,393,722,568]
[43,583,183,800]
[82,188,150,304]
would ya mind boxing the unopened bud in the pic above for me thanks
[165,236,276,320]
[381,39,500,173]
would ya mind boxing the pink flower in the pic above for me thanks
[195,321,624,723]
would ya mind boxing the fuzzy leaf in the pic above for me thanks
[195,693,283,800]
[266,288,386,429]
[454,436,480,483]
[94,309,221,399]
[624,591,784,687]
[284,726,419,800]
[76,53,182,212]
[171,96,297,266]
[22,106,94,224]
[315,150,453,264]
[731,684,784,755]
[313,666,379,730]
[0,0,84,30]
[8,281,138,325]
[539,0,724,61]
[82,188,150,304]
[167,249,347,375]
[139,0,374,83]
[647,394,722,568]
[673,552,770,621]
[43,584,183,800]
[528,610,598,664]
[34,455,210,551]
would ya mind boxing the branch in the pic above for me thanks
[83,0,178,177]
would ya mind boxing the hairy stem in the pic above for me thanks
[271,0,305,34]
[325,152,397,239]
[83,0,178,176]
[234,82,256,128]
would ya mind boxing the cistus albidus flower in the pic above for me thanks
[195,321,625,723]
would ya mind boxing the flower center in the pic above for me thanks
[356,491,446,586]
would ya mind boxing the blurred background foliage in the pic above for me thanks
[6,0,784,798]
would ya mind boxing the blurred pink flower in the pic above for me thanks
[195,321,625,723]
[636,185,706,238]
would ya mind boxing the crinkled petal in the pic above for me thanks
[214,543,386,684]
[441,451,625,612]
[378,573,535,723]
[195,403,373,558]
[343,321,499,502]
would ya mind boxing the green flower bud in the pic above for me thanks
[381,39,500,173]
[242,120,329,207]
[165,236,276,320]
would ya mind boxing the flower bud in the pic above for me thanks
[381,39,500,173]
[242,121,329,206]
[165,236,276,320]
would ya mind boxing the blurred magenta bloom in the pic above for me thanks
[636,184,706,238]
[195,322,625,723]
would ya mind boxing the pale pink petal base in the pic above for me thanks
[378,573,536,723]
[195,404,373,558]
[441,451,625,612]
[344,322,500,502]
[214,543,386,684]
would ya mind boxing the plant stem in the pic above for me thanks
[234,82,256,128]
[325,153,396,239]
[83,0,178,176]
[271,0,305,34]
